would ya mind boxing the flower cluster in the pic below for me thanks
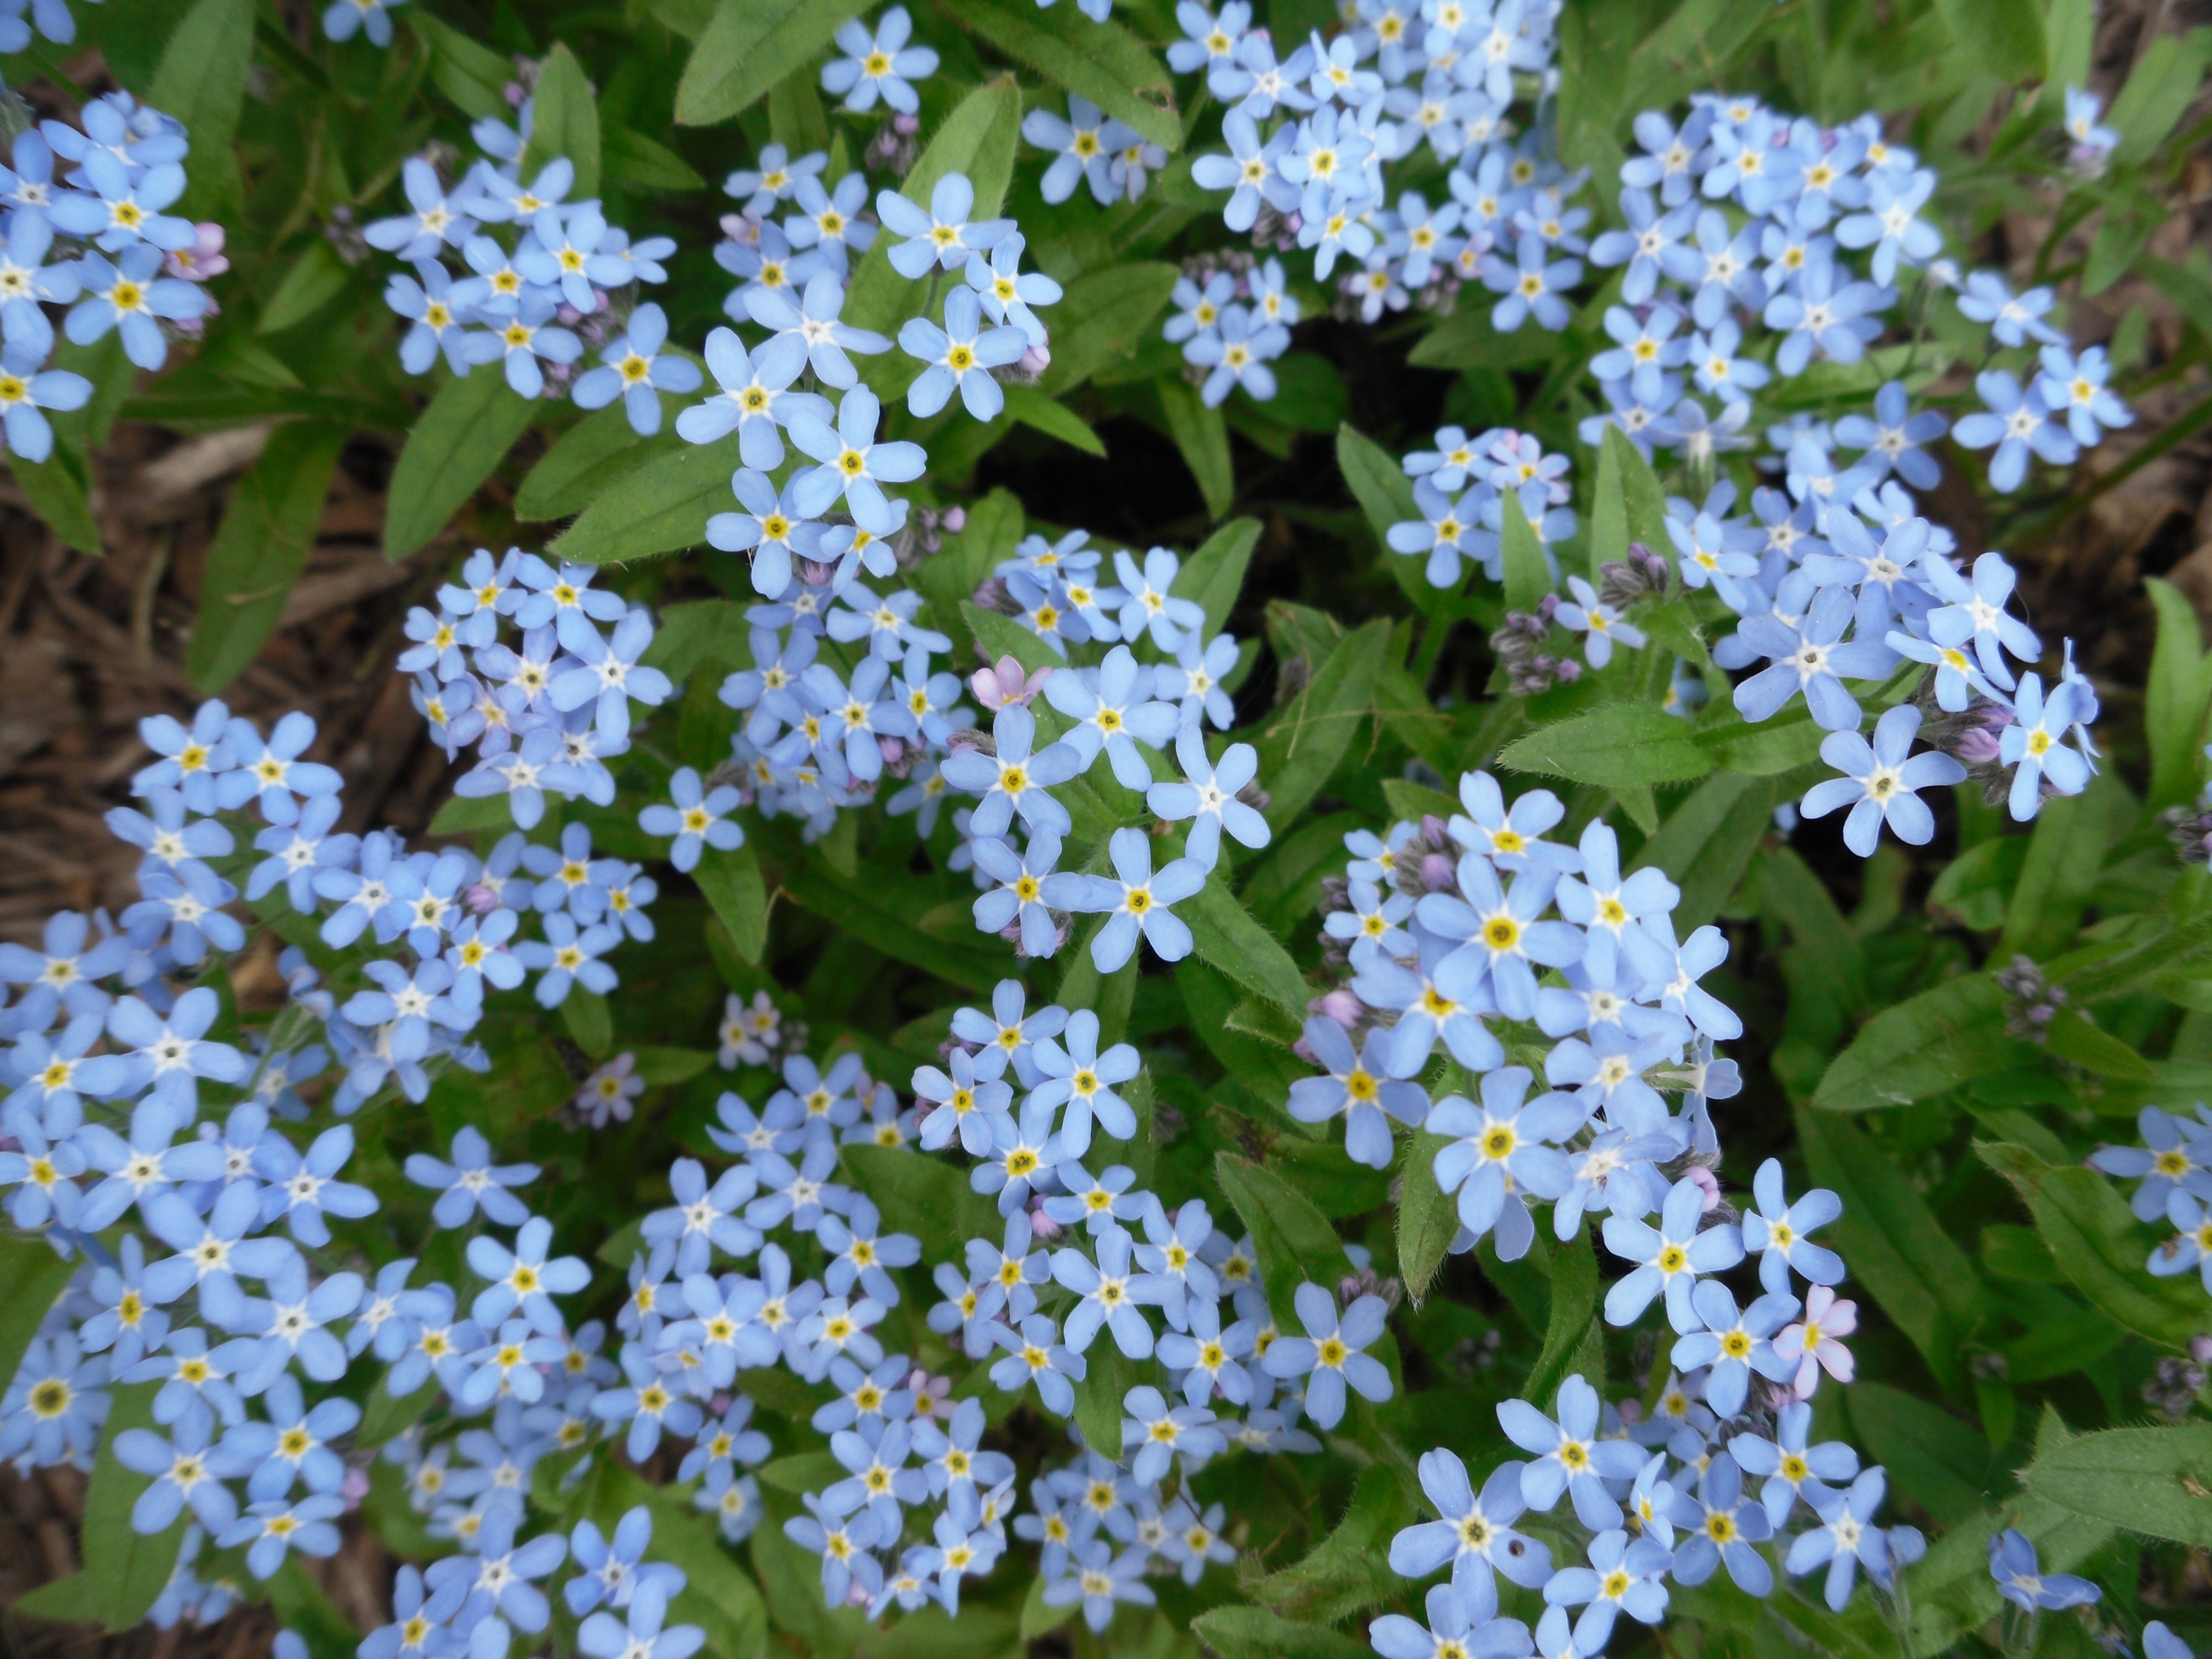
[0,92,220,462]
[372,115,681,409]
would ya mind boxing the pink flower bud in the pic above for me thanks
[1420,852,1457,891]
[1684,1164,1721,1211]
[1308,988,1362,1029]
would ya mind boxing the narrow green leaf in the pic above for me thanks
[2022,1424,2212,1546]
[603,125,708,192]
[1190,1606,1375,1659]
[960,599,1057,676]
[1797,1107,1991,1391]
[1182,876,1311,1021]
[1255,618,1391,831]
[149,0,254,217]
[782,860,1002,990]
[1172,517,1261,639]
[1157,378,1234,520]
[1523,1231,1598,1413]
[1036,264,1181,395]
[1498,700,1712,789]
[917,487,1020,618]
[1630,771,1773,931]
[75,1383,186,1629]
[694,843,770,963]
[1499,486,1550,614]
[516,403,682,521]
[257,240,354,335]
[842,1143,1001,1241]
[1844,1381,1990,1523]
[1809,974,2018,1110]
[1932,0,2045,78]
[410,11,513,118]
[11,450,103,555]
[1000,383,1106,457]
[948,0,1181,151]
[187,422,348,692]
[1072,1339,1135,1467]
[384,371,539,560]
[1242,1463,1415,1624]
[1396,1132,1455,1307]
[675,0,869,127]
[549,432,744,565]
[1996,780,2126,960]
[2146,576,2212,811]
[0,1235,77,1405]
[2106,23,2212,164]
[1604,424,1673,560]
[1214,1152,1353,1334]
[520,44,603,197]
[1978,1139,2209,1348]
[561,987,613,1058]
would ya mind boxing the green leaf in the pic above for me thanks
[2146,577,2212,811]
[1844,1381,1990,1523]
[0,1234,76,1405]
[186,422,348,693]
[784,860,1003,990]
[1933,0,2045,87]
[1631,772,1773,932]
[604,124,708,192]
[917,487,1021,617]
[1172,517,1261,639]
[1809,973,2018,1110]
[562,987,613,1058]
[1157,378,1234,520]
[267,1561,360,1659]
[517,404,682,521]
[384,371,539,560]
[675,0,869,127]
[550,432,745,565]
[1036,264,1180,395]
[1797,1107,1991,1392]
[1254,618,1391,831]
[1190,1606,1375,1659]
[75,1383,186,1629]
[1396,1132,1456,1307]
[2107,26,2212,165]
[846,80,1026,338]
[2021,1424,2212,1546]
[257,240,354,335]
[410,11,513,118]
[1978,1140,2210,1348]
[960,599,1058,676]
[1499,486,1551,614]
[520,44,603,198]
[1605,424,1673,559]
[2043,1007,2154,1080]
[1000,383,1105,457]
[694,843,770,963]
[1243,1463,1415,1624]
[1182,876,1311,1021]
[842,1143,1001,1241]
[1072,1338,1136,1466]
[149,0,254,217]
[1996,779,2127,960]
[948,0,1181,152]
[1498,700,1712,789]
[1214,1152,1353,1334]
[640,599,754,681]
[1406,305,1561,372]
[1523,1230,1599,1413]
[355,1369,434,1448]
[11,450,103,555]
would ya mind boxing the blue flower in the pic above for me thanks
[898,285,1027,420]
[1050,826,1206,975]
[1834,166,1940,284]
[785,384,925,533]
[745,270,889,392]
[1543,1527,1672,1651]
[1148,728,1271,869]
[1733,1398,1860,1526]
[1372,1585,1528,1659]
[1601,1173,1745,1331]
[1806,702,1963,855]
[1044,1537,1155,1632]
[1485,231,1580,331]
[677,326,823,467]
[1050,1227,1167,1359]
[1999,672,2091,821]
[405,1126,538,1228]
[941,705,1081,839]
[912,1044,1013,1156]
[1414,856,1584,1021]
[1668,1280,1800,1416]
[1112,546,1205,650]
[79,1234,170,1370]
[1028,1008,1142,1158]
[51,150,196,253]
[638,768,744,873]
[1834,379,1947,489]
[107,985,248,1112]
[0,342,88,463]
[0,1331,107,1468]
[1261,1281,1394,1428]
[0,909,131,1027]
[1661,1451,1774,1594]
[489,294,582,397]
[1389,1447,1553,1594]
[1731,585,1896,731]
[1429,1065,1580,1250]
[969,830,1065,959]
[1954,369,2078,492]
[821,6,937,114]
[220,1254,363,1391]
[252,1124,378,1246]
[2064,87,2119,154]
[2036,343,2132,447]
[571,304,703,435]
[113,1407,252,1533]
[1154,628,1240,731]
[1786,1470,1899,1609]
[468,1215,591,1334]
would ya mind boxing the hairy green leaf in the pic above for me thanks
[2022,1424,2212,1546]
[385,371,539,560]
[948,0,1181,151]
[187,422,347,692]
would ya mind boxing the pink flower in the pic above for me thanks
[1772,1284,1857,1396]
[1684,1164,1721,1211]
[1307,988,1362,1030]
[971,654,1052,711]
[165,222,229,282]
[905,1368,954,1421]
